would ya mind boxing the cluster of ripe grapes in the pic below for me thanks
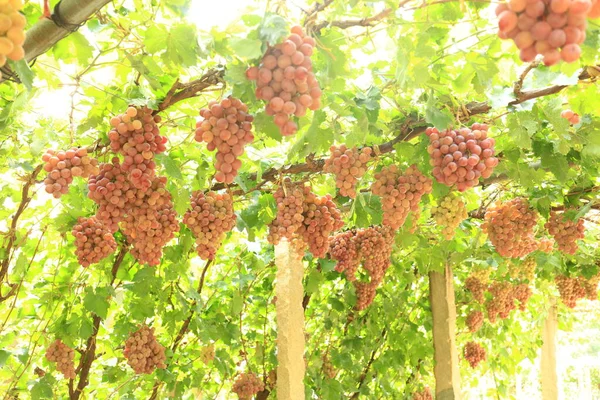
[120,176,179,266]
[42,147,100,198]
[232,372,265,400]
[246,25,321,136]
[200,344,215,365]
[464,341,487,368]
[486,282,532,322]
[71,216,117,267]
[108,107,166,191]
[322,355,337,379]
[412,387,433,400]
[425,124,498,191]
[482,198,539,258]
[496,0,594,64]
[0,0,26,79]
[431,192,468,239]
[465,276,487,304]
[183,191,236,260]
[329,226,395,310]
[194,97,254,183]
[267,179,343,258]
[323,145,373,198]
[538,237,555,253]
[555,274,599,307]
[371,164,433,230]
[45,339,76,379]
[508,257,537,281]
[545,211,585,254]
[123,325,167,374]
[466,310,484,333]
[561,109,581,124]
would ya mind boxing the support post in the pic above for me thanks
[429,264,461,400]
[541,298,558,400]
[275,240,305,400]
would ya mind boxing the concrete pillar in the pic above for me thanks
[541,298,558,400]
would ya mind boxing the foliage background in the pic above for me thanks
[1,0,600,398]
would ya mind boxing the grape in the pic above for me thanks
[537,237,555,253]
[431,192,468,239]
[200,344,215,365]
[71,216,117,267]
[121,176,180,266]
[323,145,373,198]
[486,281,531,322]
[464,342,486,368]
[545,211,585,254]
[561,108,581,125]
[42,148,99,198]
[482,198,539,258]
[267,179,344,258]
[513,283,532,311]
[508,257,536,281]
[465,276,486,304]
[183,191,236,260]
[0,0,24,79]
[496,0,591,64]
[123,325,167,374]
[322,355,337,379]
[108,106,166,191]
[247,25,321,136]
[194,97,254,184]
[329,226,395,310]
[232,372,265,400]
[45,339,76,379]
[371,164,432,230]
[556,275,588,307]
[412,387,433,400]
[425,124,499,191]
[466,310,484,333]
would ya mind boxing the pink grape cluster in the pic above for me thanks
[412,387,433,400]
[71,216,117,267]
[45,339,76,379]
[246,25,322,136]
[329,226,395,310]
[183,191,237,260]
[545,211,585,254]
[323,145,373,198]
[108,106,166,191]
[232,372,265,400]
[194,97,254,184]
[561,109,581,124]
[371,164,433,230]
[464,341,486,368]
[466,310,484,333]
[42,147,100,198]
[496,0,593,65]
[123,325,167,374]
[425,124,499,191]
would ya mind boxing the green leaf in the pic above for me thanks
[31,380,53,398]
[229,38,263,59]
[155,154,183,180]
[83,291,109,319]
[10,60,34,91]
[258,13,288,44]
[425,93,452,130]
[0,350,11,367]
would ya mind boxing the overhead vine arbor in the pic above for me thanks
[1,0,600,399]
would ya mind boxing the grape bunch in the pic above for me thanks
[412,387,433,400]
[508,257,536,281]
[322,355,337,379]
[592,0,600,16]
[466,310,484,333]
[371,164,433,230]
[71,216,117,267]
[45,339,76,379]
[194,97,255,183]
[87,158,133,233]
[123,325,167,374]
[431,192,468,239]
[200,344,215,365]
[465,276,487,304]
[246,25,322,136]
[42,148,100,198]
[323,145,373,198]
[0,0,26,78]
[464,341,486,368]
[108,106,166,191]
[513,283,533,310]
[329,226,395,310]
[545,211,585,255]
[121,176,179,266]
[426,124,499,191]
[538,237,555,253]
[183,191,237,260]
[561,109,581,124]
[232,372,265,400]
[267,179,343,257]
[496,0,593,65]
[482,198,540,258]
[486,282,517,323]
[556,275,588,307]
